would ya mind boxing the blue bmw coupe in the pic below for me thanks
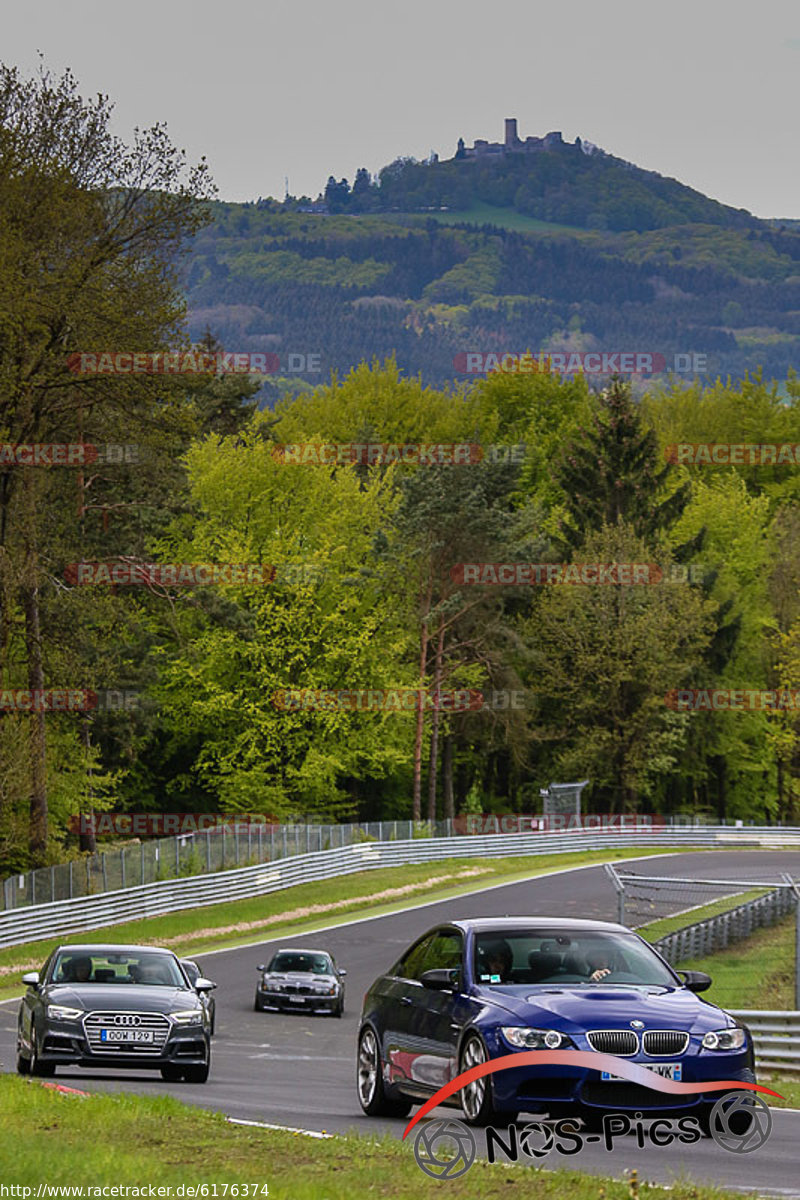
[356,917,755,1126]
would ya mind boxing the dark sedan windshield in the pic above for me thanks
[474,930,677,987]
[50,951,185,987]
[268,952,332,975]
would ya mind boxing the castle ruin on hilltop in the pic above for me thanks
[454,118,584,161]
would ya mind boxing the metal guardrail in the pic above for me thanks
[0,824,799,951]
[730,1011,800,1072]
[653,887,797,965]
[4,818,800,913]
[0,819,455,911]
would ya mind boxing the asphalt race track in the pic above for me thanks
[2,850,800,1195]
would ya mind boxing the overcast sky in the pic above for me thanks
[3,0,798,218]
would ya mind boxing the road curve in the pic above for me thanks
[2,849,799,1194]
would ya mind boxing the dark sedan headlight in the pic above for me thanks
[171,1008,204,1025]
[47,1004,83,1021]
[260,980,281,992]
[501,1027,572,1049]
[702,1027,747,1050]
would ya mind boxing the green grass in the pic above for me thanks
[637,889,769,942]
[0,847,679,998]
[0,1075,771,1198]
[670,912,797,1012]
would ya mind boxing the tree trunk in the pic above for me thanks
[412,580,433,822]
[23,579,48,863]
[427,622,445,822]
[78,716,97,854]
[442,733,454,820]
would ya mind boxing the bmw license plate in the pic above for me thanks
[100,1029,154,1043]
[288,996,306,1004]
[601,1062,681,1081]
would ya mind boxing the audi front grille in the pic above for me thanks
[84,1012,171,1055]
[642,1030,690,1056]
[586,1029,638,1056]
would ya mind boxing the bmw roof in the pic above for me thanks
[447,917,630,933]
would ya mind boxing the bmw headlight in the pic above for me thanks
[501,1027,570,1049]
[171,1008,203,1025]
[47,1004,83,1021]
[702,1027,747,1051]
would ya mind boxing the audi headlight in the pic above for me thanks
[501,1027,569,1049]
[171,1008,203,1025]
[702,1027,747,1051]
[47,1004,83,1021]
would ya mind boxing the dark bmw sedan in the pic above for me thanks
[16,944,214,1082]
[254,947,346,1016]
[356,917,756,1126]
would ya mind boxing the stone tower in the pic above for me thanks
[505,118,519,147]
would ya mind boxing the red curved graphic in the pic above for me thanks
[401,1049,784,1139]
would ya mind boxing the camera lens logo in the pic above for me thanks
[517,1121,555,1158]
[709,1090,772,1153]
[413,1118,477,1179]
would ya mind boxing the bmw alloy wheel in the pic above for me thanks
[459,1035,496,1125]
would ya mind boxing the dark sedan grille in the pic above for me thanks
[642,1030,689,1056]
[282,984,314,995]
[84,1011,170,1055]
[586,1030,638,1056]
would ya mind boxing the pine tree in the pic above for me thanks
[554,378,691,551]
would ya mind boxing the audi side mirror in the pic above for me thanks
[194,977,217,992]
[679,970,712,993]
[21,972,39,988]
[256,964,266,972]
[339,969,347,977]
[420,968,458,991]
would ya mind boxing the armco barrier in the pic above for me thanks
[0,825,798,951]
[730,1011,800,1072]
[654,887,796,964]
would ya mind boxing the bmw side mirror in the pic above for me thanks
[420,968,458,991]
[339,969,347,977]
[194,977,217,992]
[679,970,712,993]
[21,972,39,988]
[256,964,265,972]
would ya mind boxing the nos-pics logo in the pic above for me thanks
[413,1091,772,1179]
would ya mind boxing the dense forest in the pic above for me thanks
[2,66,800,875]
[185,201,800,391]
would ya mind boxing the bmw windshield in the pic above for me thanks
[473,929,678,987]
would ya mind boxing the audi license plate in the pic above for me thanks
[601,1062,681,1081]
[100,1029,154,1043]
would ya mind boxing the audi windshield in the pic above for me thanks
[48,951,187,987]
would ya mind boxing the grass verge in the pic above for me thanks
[636,889,769,942]
[0,1075,771,1198]
[0,847,678,999]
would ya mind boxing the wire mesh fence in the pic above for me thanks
[0,819,452,911]
[606,864,800,1008]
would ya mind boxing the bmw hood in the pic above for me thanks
[473,985,729,1033]
[45,984,199,1014]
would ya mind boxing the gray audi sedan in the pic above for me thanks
[16,944,214,1082]
[254,947,346,1016]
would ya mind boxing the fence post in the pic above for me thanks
[206,831,211,873]
[120,849,126,889]
[69,860,73,899]
[141,842,145,885]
